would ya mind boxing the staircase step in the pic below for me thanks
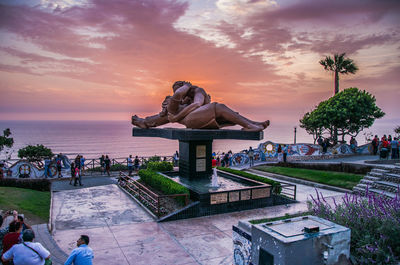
[386,173,400,179]
[360,179,374,185]
[369,172,384,178]
[375,181,400,188]
[371,168,390,174]
[367,188,397,199]
[353,186,366,194]
[364,175,381,181]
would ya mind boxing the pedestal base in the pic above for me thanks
[132,128,263,179]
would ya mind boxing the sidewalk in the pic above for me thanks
[46,174,346,265]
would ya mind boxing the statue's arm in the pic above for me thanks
[168,91,205,122]
[167,84,191,114]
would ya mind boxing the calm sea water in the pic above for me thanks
[1,120,386,160]
[0,120,274,160]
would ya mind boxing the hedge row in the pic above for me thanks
[147,161,173,172]
[217,167,281,193]
[138,169,189,205]
[0,178,51,191]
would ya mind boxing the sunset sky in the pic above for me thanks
[0,0,399,141]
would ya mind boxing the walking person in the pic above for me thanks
[248,147,254,167]
[104,155,111,176]
[127,155,133,176]
[1,229,50,265]
[69,162,75,185]
[74,164,82,186]
[64,235,93,265]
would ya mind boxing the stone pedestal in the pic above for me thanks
[132,128,263,179]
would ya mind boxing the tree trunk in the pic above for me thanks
[333,70,339,143]
[334,70,339,94]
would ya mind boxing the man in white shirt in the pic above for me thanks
[1,229,50,265]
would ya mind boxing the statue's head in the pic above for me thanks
[172,81,185,92]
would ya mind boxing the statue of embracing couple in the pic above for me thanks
[132,81,269,132]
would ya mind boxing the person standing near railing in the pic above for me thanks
[44,157,51,178]
[80,155,86,176]
[134,156,140,172]
[99,155,105,175]
[127,155,133,176]
[104,155,111,176]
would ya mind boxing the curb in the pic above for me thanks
[246,168,353,194]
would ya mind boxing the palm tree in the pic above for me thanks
[319,53,358,95]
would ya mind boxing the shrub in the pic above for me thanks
[148,156,161,162]
[138,169,189,205]
[147,161,173,172]
[217,167,282,194]
[310,189,400,264]
[18,145,54,162]
[0,178,51,191]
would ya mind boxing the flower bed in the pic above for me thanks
[310,189,400,264]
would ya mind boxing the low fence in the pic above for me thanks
[118,172,189,218]
[2,155,175,170]
[275,182,297,200]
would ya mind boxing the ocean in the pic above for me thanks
[0,120,275,160]
[0,120,385,160]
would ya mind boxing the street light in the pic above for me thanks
[294,126,297,144]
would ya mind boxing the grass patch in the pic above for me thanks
[254,166,363,190]
[250,211,311,224]
[0,187,50,223]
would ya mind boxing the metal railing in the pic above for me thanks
[118,172,189,218]
[273,182,297,200]
[2,155,175,170]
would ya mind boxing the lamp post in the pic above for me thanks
[294,126,297,144]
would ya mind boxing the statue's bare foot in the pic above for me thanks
[242,123,264,132]
[132,115,148,129]
[261,120,270,129]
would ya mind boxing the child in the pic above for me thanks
[74,165,82,186]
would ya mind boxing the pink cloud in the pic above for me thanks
[0,0,398,134]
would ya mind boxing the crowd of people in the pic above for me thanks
[371,134,400,159]
[0,210,94,265]
[0,210,49,265]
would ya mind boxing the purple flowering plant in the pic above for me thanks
[309,187,400,265]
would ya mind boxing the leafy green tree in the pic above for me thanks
[18,144,54,162]
[300,88,384,143]
[299,111,325,144]
[0,128,14,152]
[327,88,385,142]
[319,53,358,95]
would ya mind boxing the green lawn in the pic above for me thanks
[254,166,363,190]
[0,187,51,223]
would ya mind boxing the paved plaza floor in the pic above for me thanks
[50,172,346,265]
